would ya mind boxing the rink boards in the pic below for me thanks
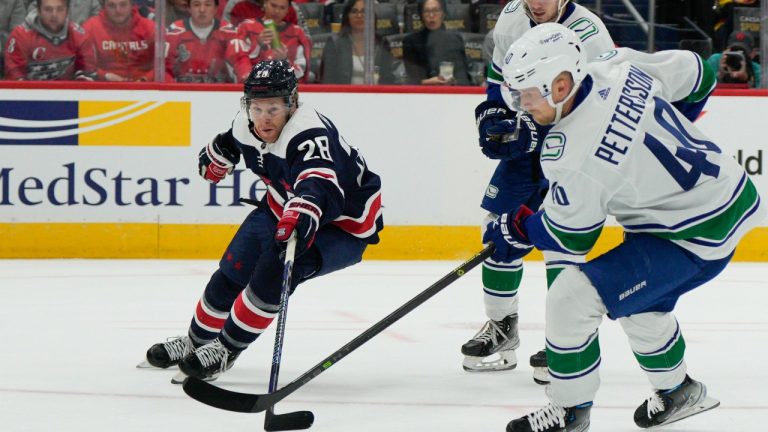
[0,84,766,260]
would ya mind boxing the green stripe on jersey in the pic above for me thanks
[482,263,523,293]
[651,178,758,242]
[547,333,601,375]
[634,334,686,371]
[687,54,717,103]
[546,266,565,288]
[487,63,503,83]
[544,215,603,254]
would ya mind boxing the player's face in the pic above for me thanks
[265,0,290,23]
[38,0,68,33]
[512,87,554,124]
[421,0,444,31]
[347,1,365,33]
[104,0,133,26]
[249,97,292,143]
[525,0,560,24]
[190,0,216,27]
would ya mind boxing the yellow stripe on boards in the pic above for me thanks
[0,223,767,261]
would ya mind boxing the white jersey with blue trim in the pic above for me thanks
[489,1,614,86]
[535,57,765,261]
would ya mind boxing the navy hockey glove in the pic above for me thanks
[482,205,535,263]
[198,132,241,184]
[475,100,540,160]
[275,197,321,257]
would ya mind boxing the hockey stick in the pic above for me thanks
[183,244,494,415]
[262,234,314,431]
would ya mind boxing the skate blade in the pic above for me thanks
[171,371,187,385]
[532,367,550,385]
[651,396,720,429]
[463,351,517,372]
[136,360,153,368]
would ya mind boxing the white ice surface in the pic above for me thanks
[1,259,766,431]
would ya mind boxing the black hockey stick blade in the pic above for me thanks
[183,245,494,413]
[264,408,315,431]
[182,377,262,413]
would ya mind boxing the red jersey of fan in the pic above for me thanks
[82,7,155,81]
[165,18,238,83]
[4,20,97,80]
[228,0,299,26]
[227,18,311,82]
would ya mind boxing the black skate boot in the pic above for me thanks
[634,375,720,428]
[178,339,240,381]
[144,336,194,368]
[461,314,520,372]
[530,349,551,385]
[507,402,592,432]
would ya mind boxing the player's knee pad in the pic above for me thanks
[546,267,606,339]
[203,269,245,311]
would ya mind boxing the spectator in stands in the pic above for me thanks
[133,0,190,25]
[402,0,471,85]
[166,0,237,82]
[26,0,100,25]
[225,0,299,27]
[708,30,762,88]
[319,0,395,84]
[1,0,26,79]
[4,0,97,80]
[83,0,155,81]
[227,0,311,82]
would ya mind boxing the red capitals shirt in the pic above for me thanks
[228,0,299,27]
[227,18,310,82]
[82,7,155,81]
[4,20,97,80]
[165,18,237,83]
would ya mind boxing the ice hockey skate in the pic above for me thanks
[461,314,520,372]
[634,375,720,428]
[530,349,551,385]
[178,339,240,382]
[507,402,591,432]
[137,336,194,369]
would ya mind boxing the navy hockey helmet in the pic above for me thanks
[242,60,298,110]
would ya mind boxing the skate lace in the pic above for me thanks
[645,393,666,417]
[196,340,231,369]
[165,336,192,361]
[527,403,566,431]
[472,320,507,345]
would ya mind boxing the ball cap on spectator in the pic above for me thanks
[728,31,755,52]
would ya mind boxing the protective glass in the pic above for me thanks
[242,97,291,121]
[500,84,549,113]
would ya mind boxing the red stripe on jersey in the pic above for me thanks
[266,190,284,218]
[332,193,382,236]
[232,293,274,331]
[195,300,226,329]
[297,170,337,182]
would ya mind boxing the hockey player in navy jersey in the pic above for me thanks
[485,23,765,432]
[463,0,614,380]
[142,60,384,382]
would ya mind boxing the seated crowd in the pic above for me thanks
[1,0,763,87]
[1,0,500,84]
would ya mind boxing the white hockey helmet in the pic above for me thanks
[523,0,570,24]
[500,22,587,124]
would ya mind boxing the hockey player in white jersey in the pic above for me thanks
[465,0,613,380]
[484,23,765,432]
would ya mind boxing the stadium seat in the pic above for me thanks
[297,2,328,35]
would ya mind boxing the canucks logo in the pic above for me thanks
[541,133,566,161]
[594,49,619,62]
[504,0,521,13]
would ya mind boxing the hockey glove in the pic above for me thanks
[482,205,535,263]
[198,132,241,184]
[275,197,322,257]
[475,100,540,160]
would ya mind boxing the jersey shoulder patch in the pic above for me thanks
[503,0,522,14]
[567,16,599,42]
